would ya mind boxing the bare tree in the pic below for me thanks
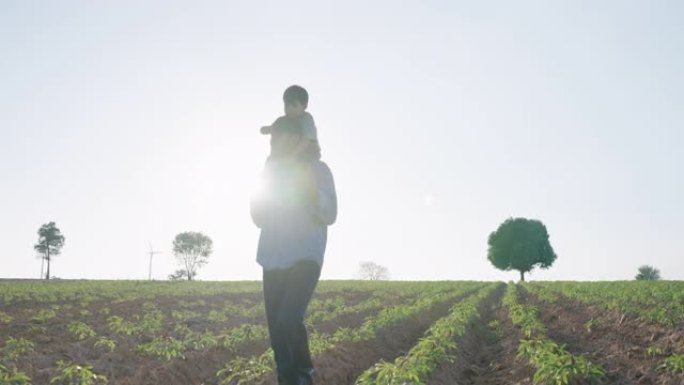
[172,232,212,281]
[358,261,390,280]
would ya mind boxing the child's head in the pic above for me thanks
[283,85,308,118]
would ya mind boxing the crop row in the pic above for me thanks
[525,281,684,326]
[523,282,684,375]
[503,283,605,385]
[215,282,487,384]
[354,282,500,384]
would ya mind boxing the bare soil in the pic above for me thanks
[2,289,379,385]
[524,289,684,385]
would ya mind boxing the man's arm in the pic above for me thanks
[310,161,337,226]
[250,159,276,228]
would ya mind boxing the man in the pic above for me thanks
[250,115,337,385]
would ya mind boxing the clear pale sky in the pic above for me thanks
[1,1,682,281]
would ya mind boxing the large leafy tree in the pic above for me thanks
[33,222,66,280]
[172,232,212,281]
[635,265,660,281]
[487,217,557,281]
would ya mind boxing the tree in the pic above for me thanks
[168,269,190,281]
[33,222,66,280]
[172,232,212,281]
[358,261,390,280]
[487,217,557,282]
[635,265,660,281]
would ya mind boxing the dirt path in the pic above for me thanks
[427,286,535,385]
[525,289,684,385]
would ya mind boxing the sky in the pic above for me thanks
[1,1,682,281]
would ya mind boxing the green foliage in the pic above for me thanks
[68,322,97,341]
[635,265,661,281]
[518,339,605,385]
[0,363,32,385]
[172,231,213,281]
[2,338,36,363]
[135,337,185,360]
[646,345,663,358]
[354,285,498,385]
[216,351,274,385]
[34,221,66,280]
[30,309,57,323]
[583,318,605,334]
[105,316,137,336]
[505,283,605,385]
[93,337,116,353]
[216,324,268,352]
[487,217,557,281]
[49,361,107,385]
[658,353,684,374]
[0,312,13,324]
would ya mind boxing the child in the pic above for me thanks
[261,85,318,155]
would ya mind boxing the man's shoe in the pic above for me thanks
[295,368,314,385]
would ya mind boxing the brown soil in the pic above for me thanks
[427,285,535,385]
[524,289,684,385]
[2,289,380,385]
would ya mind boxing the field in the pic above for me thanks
[1,280,683,385]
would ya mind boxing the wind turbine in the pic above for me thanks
[147,241,162,280]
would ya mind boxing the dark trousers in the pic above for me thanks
[263,260,321,380]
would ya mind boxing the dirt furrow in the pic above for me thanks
[300,290,479,385]
[525,290,684,385]
[428,286,535,385]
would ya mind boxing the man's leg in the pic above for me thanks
[274,261,321,383]
[263,268,293,384]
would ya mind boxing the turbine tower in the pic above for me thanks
[147,241,162,280]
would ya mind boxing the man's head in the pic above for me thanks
[283,85,308,118]
[269,116,306,157]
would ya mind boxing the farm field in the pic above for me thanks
[1,280,683,385]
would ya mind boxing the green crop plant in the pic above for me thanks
[658,353,684,374]
[0,312,13,324]
[506,284,605,385]
[216,350,274,385]
[183,331,218,351]
[26,326,47,335]
[517,339,605,385]
[138,310,164,334]
[216,324,268,352]
[646,345,663,358]
[583,318,605,334]
[93,337,116,353]
[0,363,32,385]
[170,310,200,321]
[135,337,185,360]
[30,309,57,323]
[105,316,137,336]
[49,360,107,385]
[354,285,497,385]
[1,337,35,363]
[68,322,97,341]
[97,308,110,316]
